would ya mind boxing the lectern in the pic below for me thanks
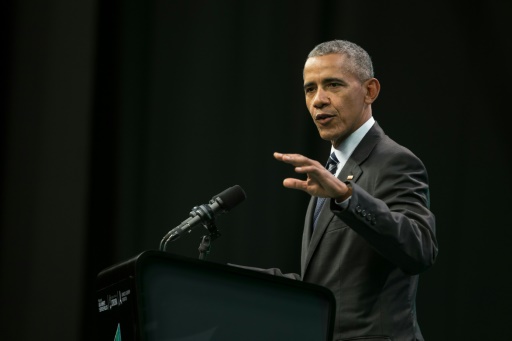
[96,250,335,340]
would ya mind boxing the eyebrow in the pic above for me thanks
[324,77,345,83]
[303,77,346,90]
[303,82,315,90]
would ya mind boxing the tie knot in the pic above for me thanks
[326,152,339,174]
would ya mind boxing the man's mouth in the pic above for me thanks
[315,113,335,124]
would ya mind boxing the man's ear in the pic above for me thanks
[364,78,380,104]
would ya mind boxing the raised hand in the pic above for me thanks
[273,152,351,201]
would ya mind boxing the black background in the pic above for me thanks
[1,0,511,340]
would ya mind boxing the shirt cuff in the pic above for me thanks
[334,196,351,209]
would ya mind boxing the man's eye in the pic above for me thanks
[328,83,341,88]
[305,87,315,93]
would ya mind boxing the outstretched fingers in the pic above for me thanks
[282,178,308,191]
[274,152,320,168]
[274,151,349,199]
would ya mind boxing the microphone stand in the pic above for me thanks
[197,216,221,260]
[160,204,222,260]
[197,235,211,260]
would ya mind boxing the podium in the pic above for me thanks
[96,250,335,340]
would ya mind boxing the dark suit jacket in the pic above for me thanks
[233,122,437,341]
[301,122,437,341]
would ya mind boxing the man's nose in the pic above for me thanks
[313,88,330,108]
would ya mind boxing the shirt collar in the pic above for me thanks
[331,116,375,174]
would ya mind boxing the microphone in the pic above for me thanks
[159,185,247,249]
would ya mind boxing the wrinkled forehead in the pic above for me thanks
[303,53,355,80]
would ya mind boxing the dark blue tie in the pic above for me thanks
[312,152,339,230]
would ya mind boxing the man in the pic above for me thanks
[268,40,438,340]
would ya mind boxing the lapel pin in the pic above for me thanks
[347,175,354,180]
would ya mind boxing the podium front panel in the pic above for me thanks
[96,251,335,341]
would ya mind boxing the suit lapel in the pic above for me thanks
[301,122,384,276]
[303,199,334,272]
[302,161,361,274]
[301,198,315,274]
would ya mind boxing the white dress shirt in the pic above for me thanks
[331,116,375,207]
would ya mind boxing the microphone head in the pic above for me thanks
[213,185,246,211]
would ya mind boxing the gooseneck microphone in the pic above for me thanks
[159,185,246,251]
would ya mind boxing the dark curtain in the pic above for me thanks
[1,0,511,340]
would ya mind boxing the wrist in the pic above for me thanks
[335,186,352,202]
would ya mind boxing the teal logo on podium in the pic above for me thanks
[114,323,121,341]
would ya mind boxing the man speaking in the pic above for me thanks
[244,39,438,341]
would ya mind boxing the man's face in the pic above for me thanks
[303,53,372,147]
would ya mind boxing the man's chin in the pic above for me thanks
[318,130,346,147]
[318,130,337,142]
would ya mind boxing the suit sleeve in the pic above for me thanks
[330,151,438,275]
